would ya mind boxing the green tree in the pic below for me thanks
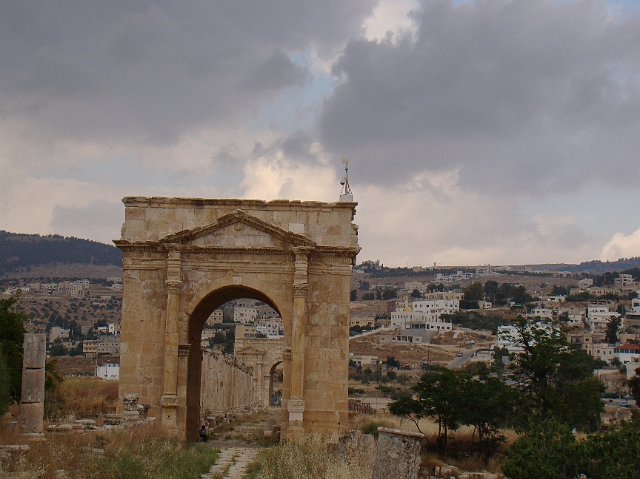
[551,285,570,296]
[0,346,12,415]
[381,287,398,300]
[463,282,484,301]
[483,280,499,299]
[388,395,427,436]
[511,285,534,304]
[605,315,621,344]
[461,374,512,453]
[0,297,26,403]
[503,420,580,479]
[410,366,468,449]
[385,356,401,368]
[578,415,640,479]
[410,289,422,298]
[49,338,68,357]
[507,318,604,431]
[628,368,640,401]
[44,359,64,419]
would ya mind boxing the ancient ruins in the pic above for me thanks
[115,197,359,440]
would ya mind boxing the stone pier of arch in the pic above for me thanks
[115,197,359,440]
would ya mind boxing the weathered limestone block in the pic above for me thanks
[19,402,44,434]
[371,427,423,479]
[21,369,45,403]
[22,334,46,369]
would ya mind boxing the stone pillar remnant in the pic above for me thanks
[20,333,46,437]
[371,427,423,479]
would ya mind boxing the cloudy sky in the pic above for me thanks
[2,0,640,267]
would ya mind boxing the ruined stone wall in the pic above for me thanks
[200,350,254,413]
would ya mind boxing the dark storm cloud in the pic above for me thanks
[0,0,376,151]
[319,0,640,194]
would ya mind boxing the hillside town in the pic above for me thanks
[2,262,640,391]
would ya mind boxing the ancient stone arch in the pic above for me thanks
[115,197,359,440]
[234,336,285,406]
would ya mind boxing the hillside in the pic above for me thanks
[0,231,122,275]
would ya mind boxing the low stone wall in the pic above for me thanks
[200,350,254,414]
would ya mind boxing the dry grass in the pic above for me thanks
[246,432,376,479]
[57,378,119,419]
[0,421,218,479]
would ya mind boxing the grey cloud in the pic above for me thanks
[241,50,310,92]
[51,200,123,244]
[319,0,640,195]
[252,129,319,163]
[0,0,376,156]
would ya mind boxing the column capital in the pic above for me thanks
[293,284,307,297]
[165,280,182,294]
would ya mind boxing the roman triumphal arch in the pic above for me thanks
[115,197,359,440]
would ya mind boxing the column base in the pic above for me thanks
[286,398,305,438]
[161,394,179,434]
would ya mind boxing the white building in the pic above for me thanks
[586,302,620,332]
[234,306,257,324]
[412,299,459,315]
[390,299,456,331]
[256,318,284,337]
[614,343,640,377]
[614,274,635,287]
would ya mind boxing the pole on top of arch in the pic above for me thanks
[339,157,353,202]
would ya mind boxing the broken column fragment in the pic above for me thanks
[371,427,423,479]
[20,333,46,437]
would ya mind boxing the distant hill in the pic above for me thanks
[527,258,640,274]
[0,231,122,275]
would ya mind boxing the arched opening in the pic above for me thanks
[268,361,283,407]
[185,285,284,440]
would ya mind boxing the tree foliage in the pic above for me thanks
[0,296,26,405]
[605,315,621,344]
[504,416,640,479]
[507,318,604,432]
[0,230,122,273]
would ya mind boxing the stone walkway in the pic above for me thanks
[201,447,259,479]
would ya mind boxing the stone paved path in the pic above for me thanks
[201,447,259,479]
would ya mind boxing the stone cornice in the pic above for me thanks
[115,241,360,262]
[122,196,357,212]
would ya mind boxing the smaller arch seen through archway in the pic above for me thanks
[185,286,286,440]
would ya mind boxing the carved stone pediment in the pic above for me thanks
[159,210,315,249]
